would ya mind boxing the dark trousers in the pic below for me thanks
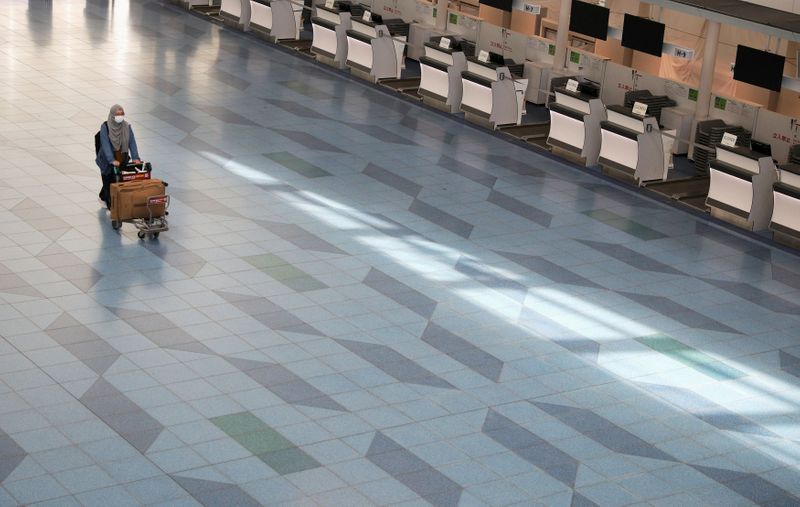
[99,170,116,209]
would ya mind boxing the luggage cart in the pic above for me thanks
[110,162,170,240]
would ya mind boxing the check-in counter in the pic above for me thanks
[706,145,778,231]
[311,3,353,68]
[221,0,251,30]
[418,38,466,113]
[547,86,604,166]
[250,0,303,41]
[460,57,528,128]
[346,17,409,82]
[771,163,800,245]
[598,104,675,183]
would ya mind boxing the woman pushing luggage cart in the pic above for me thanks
[94,104,170,240]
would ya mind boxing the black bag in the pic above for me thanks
[94,123,105,155]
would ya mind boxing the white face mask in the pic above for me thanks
[114,115,125,124]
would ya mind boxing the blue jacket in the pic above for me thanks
[95,123,140,175]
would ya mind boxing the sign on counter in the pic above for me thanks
[325,0,334,8]
[478,50,489,63]
[632,101,648,116]
[565,79,579,93]
[721,132,738,147]
[439,37,451,49]
[362,10,371,21]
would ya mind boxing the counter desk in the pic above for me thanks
[770,163,800,246]
[460,57,528,129]
[418,38,466,113]
[706,145,778,231]
[346,17,408,82]
[311,4,353,68]
[547,86,604,166]
[221,0,251,30]
[598,104,675,183]
[250,0,303,41]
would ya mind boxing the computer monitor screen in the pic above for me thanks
[489,52,505,65]
[621,14,665,57]
[479,0,513,12]
[734,45,785,92]
[369,13,383,24]
[569,1,609,41]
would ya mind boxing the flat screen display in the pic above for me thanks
[569,1,609,41]
[621,14,665,57]
[734,45,785,92]
[479,0,513,12]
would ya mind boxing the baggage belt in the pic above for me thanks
[110,179,166,221]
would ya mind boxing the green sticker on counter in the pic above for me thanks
[432,7,437,17]
[714,97,727,110]
[569,51,580,64]
[548,44,555,56]
[449,12,458,24]
[688,88,698,101]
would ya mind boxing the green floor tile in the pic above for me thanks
[281,276,327,292]
[263,264,307,281]
[582,210,666,241]
[636,335,746,381]
[266,152,331,178]
[244,254,287,269]
[245,254,327,291]
[210,412,268,437]
[234,430,295,455]
[259,447,320,475]
[211,412,297,455]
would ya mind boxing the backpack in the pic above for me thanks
[94,123,105,155]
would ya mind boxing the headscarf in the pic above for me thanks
[106,104,130,153]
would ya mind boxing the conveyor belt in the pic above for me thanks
[499,122,550,140]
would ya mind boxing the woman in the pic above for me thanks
[96,104,141,209]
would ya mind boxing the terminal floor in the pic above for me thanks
[1,1,800,506]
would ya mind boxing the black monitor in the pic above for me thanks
[479,0,513,12]
[569,1,609,41]
[489,52,505,65]
[734,45,785,92]
[751,140,773,157]
[369,13,383,24]
[621,14,665,57]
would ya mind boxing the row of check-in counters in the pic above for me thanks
[546,79,800,242]
[203,0,800,247]
[310,2,528,127]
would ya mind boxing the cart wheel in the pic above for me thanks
[137,231,145,239]
[152,232,160,239]
[112,220,121,230]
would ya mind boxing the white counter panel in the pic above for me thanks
[250,1,271,29]
[708,168,753,214]
[420,64,449,100]
[222,0,241,17]
[316,9,340,24]
[466,62,497,81]
[780,171,800,189]
[600,129,638,170]
[549,110,585,151]
[424,47,454,66]
[462,79,493,116]
[312,23,337,55]
[606,109,644,133]
[554,92,590,115]
[716,149,760,175]
[351,21,376,38]
[347,36,373,69]
[772,192,800,232]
